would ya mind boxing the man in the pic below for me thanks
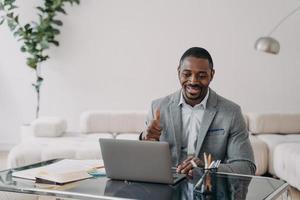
[141,47,256,175]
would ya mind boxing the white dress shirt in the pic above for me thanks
[178,90,209,162]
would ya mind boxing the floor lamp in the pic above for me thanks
[255,5,300,54]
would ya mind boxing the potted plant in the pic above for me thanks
[0,0,80,118]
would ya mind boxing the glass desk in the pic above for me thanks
[0,159,289,200]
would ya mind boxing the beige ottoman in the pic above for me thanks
[273,143,300,190]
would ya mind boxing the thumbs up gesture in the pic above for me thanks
[145,109,162,141]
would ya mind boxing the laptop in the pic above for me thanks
[99,138,185,185]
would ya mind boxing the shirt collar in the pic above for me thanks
[178,89,210,109]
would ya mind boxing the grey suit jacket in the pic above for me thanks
[145,88,256,175]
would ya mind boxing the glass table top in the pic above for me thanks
[0,190,80,200]
[0,159,288,200]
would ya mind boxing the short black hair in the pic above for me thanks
[179,47,213,69]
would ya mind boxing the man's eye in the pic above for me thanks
[182,73,191,77]
[198,74,208,79]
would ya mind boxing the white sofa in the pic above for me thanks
[7,111,300,190]
[8,111,147,168]
[247,113,300,190]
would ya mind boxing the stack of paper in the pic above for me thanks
[12,159,104,185]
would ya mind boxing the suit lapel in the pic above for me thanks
[168,91,182,164]
[195,89,218,156]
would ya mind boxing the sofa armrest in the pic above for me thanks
[247,113,300,134]
[249,135,268,175]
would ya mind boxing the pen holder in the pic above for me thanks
[193,167,217,197]
[192,167,217,178]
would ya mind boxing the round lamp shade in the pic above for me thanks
[254,37,280,54]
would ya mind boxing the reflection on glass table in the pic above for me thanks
[0,190,81,200]
[0,159,289,200]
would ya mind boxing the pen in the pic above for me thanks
[194,161,215,190]
[208,154,211,167]
[204,153,208,169]
[191,160,198,168]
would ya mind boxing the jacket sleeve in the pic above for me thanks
[218,107,256,175]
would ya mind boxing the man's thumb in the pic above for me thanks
[155,109,160,121]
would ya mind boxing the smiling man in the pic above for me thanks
[141,47,256,175]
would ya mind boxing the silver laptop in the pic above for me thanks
[99,138,185,185]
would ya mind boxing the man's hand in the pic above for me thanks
[145,109,162,141]
[176,156,204,176]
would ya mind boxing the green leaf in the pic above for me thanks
[24,23,31,30]
[39,55,49,61]
[56,7,66,14]
[0,18,5,25]
[40,40,49,49]
[13,29,21,37]
[38,14,43,23]
[0,2,4,10]
[20,46,26,52]
[49,40,59,46]
[6,12,13,18]
[32,82,42,91]
[52,0,62,9]
[14,15,18,23]
[37,76,44,85]
[7,19,17,31]
[26,57,38,69]
[67,0,80,5]
[52,28,60,35]
[36,6,45,12]
[13,27,23,37]
[32,75,43,90]
[51,19,63,26]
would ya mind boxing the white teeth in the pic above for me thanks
[187,87,199,91]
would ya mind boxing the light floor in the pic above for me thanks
[0,151,299,199]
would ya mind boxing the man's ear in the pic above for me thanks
[210,69,215,81]
[177,65,181,77]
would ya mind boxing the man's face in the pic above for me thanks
[178,56,215,106]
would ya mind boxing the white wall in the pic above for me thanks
[1,0,300,149]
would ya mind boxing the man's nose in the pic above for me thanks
[189,75,198,83]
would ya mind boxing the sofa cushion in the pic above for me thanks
[32,117,67,137]
[249,135,268,175]
[273,143,300,190]
[80,111,147,134]
[247,113,300,134]
[256,134,300,174]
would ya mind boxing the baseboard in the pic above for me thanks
[0,141,16,151]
